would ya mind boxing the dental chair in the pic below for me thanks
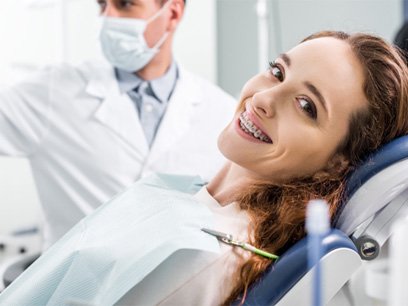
[0,227,42,292]
[3,136,408,305]
[236,135,408,305]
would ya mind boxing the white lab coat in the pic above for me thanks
[0,61,237,246]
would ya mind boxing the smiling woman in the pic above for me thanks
[217,31,408,304]
[0,30,408,305]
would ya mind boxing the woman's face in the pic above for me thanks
[218,37,368,182]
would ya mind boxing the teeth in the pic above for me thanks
[239,112,272,143]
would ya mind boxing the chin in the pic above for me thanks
[218,134,244,166]
[216,127,229,159]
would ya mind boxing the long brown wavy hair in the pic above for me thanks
[224,31,408,305]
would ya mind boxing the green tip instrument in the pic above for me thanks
[201,228,279,260]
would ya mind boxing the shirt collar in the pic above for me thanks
[115,68,142,95]
[115,61,178,103]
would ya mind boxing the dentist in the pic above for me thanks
[0,0,236,247]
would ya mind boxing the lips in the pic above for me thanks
[239,111,272,143]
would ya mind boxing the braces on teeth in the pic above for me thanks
[239,112,272,143]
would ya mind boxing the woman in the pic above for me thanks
[1,31,408,305]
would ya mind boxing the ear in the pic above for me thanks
[167,0,184,32]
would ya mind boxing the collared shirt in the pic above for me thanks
[115,61,178,147]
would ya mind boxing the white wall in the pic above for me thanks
[174,0,217,83]
[0,0,217,235]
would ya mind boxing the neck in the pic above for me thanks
[206,162,256,206]
[136,39,173,80]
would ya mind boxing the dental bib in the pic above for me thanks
[0,174,219,306]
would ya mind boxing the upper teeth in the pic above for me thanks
[239,112,272,143]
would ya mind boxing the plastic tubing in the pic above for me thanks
[306,199,330,306]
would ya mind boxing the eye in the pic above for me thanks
[97,0,107,12]
[268,61,284,82]
[297,97,317,120]
[119,0,134,8]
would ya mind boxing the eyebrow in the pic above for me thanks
[304,82,328,113]
[279,53,291,67]
[278,52,328,114]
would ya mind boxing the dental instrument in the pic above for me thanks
[201,228,278,260]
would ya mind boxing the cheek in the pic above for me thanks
[145,19,167,45]
[279,127,336,174]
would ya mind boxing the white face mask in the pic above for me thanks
[99,0,172,72]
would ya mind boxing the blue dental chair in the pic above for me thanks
[236,135,408,305]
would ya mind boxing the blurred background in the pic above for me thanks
[0,0,406,258]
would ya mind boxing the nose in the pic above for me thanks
[252,89,278,118]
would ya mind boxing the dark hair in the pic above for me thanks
[394,21,408,63]
[224,31,408,305]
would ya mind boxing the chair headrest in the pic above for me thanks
[334,135,408,231]
[346,135,408,199]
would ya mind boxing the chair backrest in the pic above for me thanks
[334,135,408,259]
[237,135,408,305]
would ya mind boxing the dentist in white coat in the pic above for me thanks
[0,0,236,247]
